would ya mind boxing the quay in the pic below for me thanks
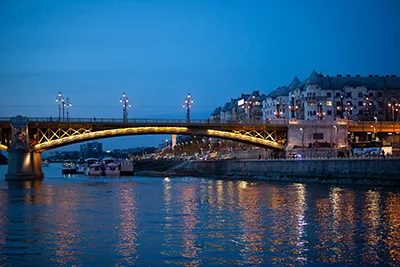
[135,158,400,185]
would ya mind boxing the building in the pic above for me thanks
[211,70,400,123]
[80,141,103,155]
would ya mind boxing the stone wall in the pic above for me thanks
[177,159,400,180]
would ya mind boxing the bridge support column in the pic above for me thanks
[4,116,44,180]
[5,151,44,180]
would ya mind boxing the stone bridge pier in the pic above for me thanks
[5,116,44,180]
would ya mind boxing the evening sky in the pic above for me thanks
[1,0,399,149]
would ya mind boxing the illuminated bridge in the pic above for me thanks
[1,115,400,181]
[0,116,288,180]
[0,116,288,151]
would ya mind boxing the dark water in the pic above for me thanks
[0,164,399,266]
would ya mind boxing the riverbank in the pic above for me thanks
[134,158,400,186]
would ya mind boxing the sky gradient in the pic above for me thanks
[1,0,399,149]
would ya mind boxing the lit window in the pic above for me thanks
[326,101,332,106]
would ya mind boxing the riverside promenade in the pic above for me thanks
[135,158,400,186]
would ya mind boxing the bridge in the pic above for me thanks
[0,116,288,180]
[1,116,400,180]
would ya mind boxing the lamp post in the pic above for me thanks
[340,95,344,118]
[317,103,325,120]
[363,95,374,120]
[120,92,131,123]
[55,92,64,121]
[183,93,193,123]
[64,97,72,120]
[300,127,304,147]
[289,94,298,118]
[388,102,399,122]
[345,101,353,118]
[274,102,281,118]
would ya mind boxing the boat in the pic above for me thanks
[76,158,98,174]
[62,160,77,174]
[84,157,134,176]
[42,160,49,167]
[104,162,120,176]
[119,160,134,176]
[85,162,105,176]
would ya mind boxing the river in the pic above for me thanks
[0,164,399,266]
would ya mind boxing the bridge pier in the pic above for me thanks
[4,116,44,181]
[5,151,44,180]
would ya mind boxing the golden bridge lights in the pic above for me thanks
[55,92,64,121]
[64,97,72,120]
[120,92,131,123]
[183,93,194,123]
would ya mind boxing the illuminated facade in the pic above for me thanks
[210,71,400,122]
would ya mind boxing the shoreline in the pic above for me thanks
[134,170,400,186]
[134,159,400,186]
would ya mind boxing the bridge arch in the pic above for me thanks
[32,126,285,152]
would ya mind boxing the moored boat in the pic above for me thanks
[62,160,77,174]
[76,158,98,174]
[84,157,134,176]
[85,162,104,176]
[119,160,134,176]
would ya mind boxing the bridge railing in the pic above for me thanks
[0,117,287,126]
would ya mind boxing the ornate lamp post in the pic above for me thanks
[120,92,131,122]
[388,102,399,122]
[55,92,64,121]
[340,95,344,118]
[274,102,281,118]
[183,93,194,123]
[336,95,345,118]
[345,101,353,118]
[289,94,298,118]
[317,103,325,120]
[64,97,72,120]
[363,95,374,120]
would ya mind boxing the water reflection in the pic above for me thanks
[0,169,399,266]
[115,183,138,265]
[7,180,43,204]
[0,188,8,266]
[382,191,400,266]
[50,184,80,266]
[237,181,264,265]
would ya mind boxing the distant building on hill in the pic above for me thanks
[80,141,103,156]
[210,70,400,122]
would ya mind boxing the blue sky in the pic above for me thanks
[1,0,399,149]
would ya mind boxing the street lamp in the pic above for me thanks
[120,92,131,122]
[183,93,194,123]
[363,95,374,120]
[345,101,353,118]
[55,92,64,121]
[340,95,344,118]
[317,103,325,120]
[289,94,298,118]
[64,97,72,120]
[388,102,399,122]
[274,102,282,118]
[300,127,304,147]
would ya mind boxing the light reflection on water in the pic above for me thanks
[0,164,399,266]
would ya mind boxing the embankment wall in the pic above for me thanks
[176,159,400,180]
